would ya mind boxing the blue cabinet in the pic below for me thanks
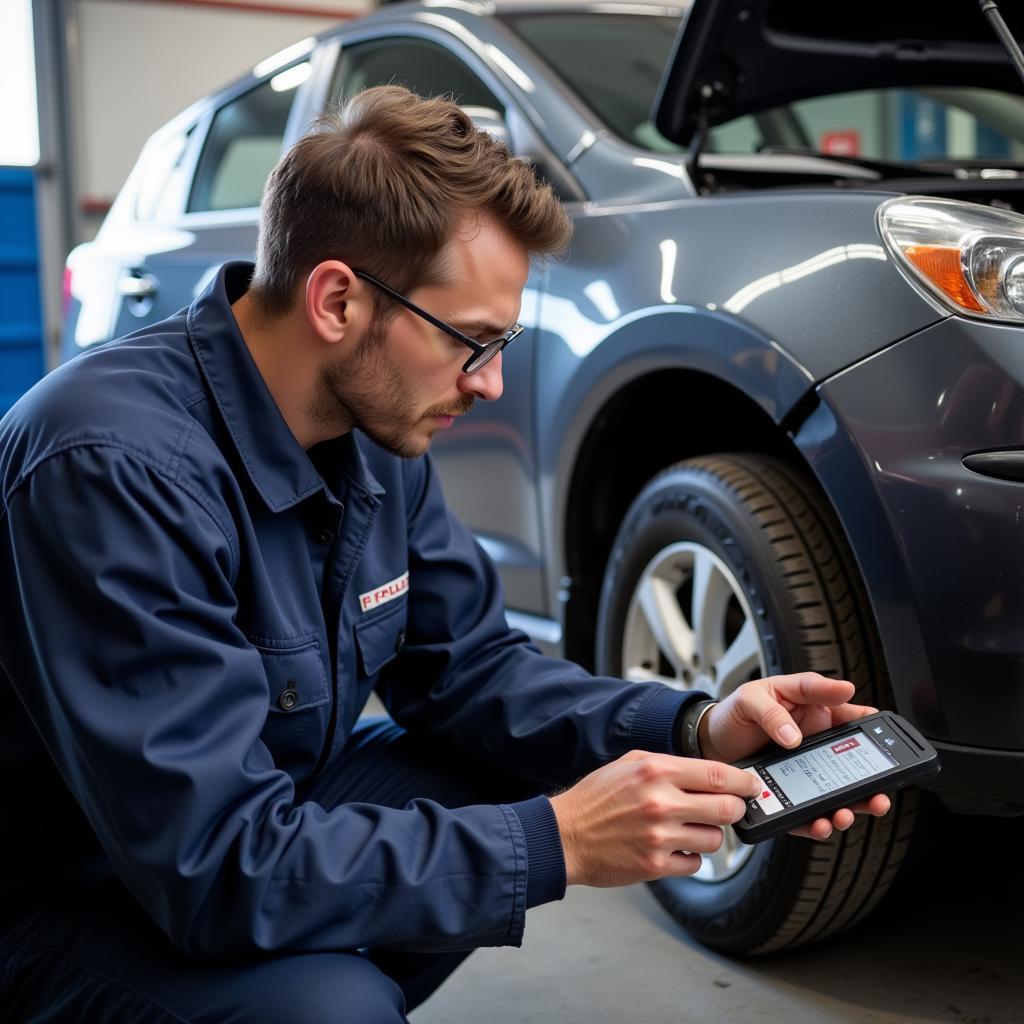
[0,167,45,415]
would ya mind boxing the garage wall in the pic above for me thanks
[75,0,370,236]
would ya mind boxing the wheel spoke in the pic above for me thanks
[636,573,693,675]
[714,618,762,694]
[690,548,732,667]
[624,667,685,688]
[621,540,768,887]
[694,827,750,882]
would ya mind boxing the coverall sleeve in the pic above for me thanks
[376,455,696,784]
[2,445,565,956]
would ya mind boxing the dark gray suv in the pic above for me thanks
[62,0,1024,955]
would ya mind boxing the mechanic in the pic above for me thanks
[0,86,889,1022]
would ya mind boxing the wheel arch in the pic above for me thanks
[555,359,936,752]
[559,368,811,669]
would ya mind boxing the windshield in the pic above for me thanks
[500,12,680,150]
[500,12,1024,164]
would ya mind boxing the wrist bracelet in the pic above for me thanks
[692,700,718,758]
[679,699,717,758]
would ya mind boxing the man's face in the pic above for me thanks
[314,215,529,458]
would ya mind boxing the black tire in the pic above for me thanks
[595,454,917,954]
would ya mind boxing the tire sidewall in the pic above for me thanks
[597,462,801,679]
[595,461,816,950]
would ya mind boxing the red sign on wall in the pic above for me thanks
[820,130,862,156]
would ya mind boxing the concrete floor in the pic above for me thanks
[412,798,1024,1023]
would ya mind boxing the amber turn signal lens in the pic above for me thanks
[904,245,986,313]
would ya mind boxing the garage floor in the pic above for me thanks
[412,799,1024,1023]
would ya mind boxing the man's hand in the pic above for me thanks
[698,672,892,840]
[549,751,761,887]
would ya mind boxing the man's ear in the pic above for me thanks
[304,261,368,346]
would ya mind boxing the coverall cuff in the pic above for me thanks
[510,795,567,908]
[629,685,709,755]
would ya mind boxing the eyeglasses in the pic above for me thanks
[354,270,524,375]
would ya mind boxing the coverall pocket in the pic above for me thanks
[353,602,407,687]
[252,637,330,775]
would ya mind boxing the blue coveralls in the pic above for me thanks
[0,263,697,1021]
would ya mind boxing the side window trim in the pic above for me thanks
[162,113,209,222]
[126,106,209,226]
[283,38,340,149]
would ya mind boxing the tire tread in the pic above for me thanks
[638,454,915,953]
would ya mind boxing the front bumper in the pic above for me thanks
[927,741,1024,815]
[799,315,1024,782]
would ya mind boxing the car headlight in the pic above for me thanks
[878,196,1024,323]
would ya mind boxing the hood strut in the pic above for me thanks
[685,80,727,195]
[980,1,1024,88]
[685,101,709,193]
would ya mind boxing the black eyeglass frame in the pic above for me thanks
[354,270,524,374]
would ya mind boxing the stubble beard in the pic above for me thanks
[313,320,473,459]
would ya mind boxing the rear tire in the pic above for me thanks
[596,454,917,953]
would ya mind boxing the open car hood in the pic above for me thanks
[654,0,1024,145]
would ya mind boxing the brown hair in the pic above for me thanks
[248,85,572,318]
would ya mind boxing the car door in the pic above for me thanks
[327,30,551,619]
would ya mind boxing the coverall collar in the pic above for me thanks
[186,261,384,512]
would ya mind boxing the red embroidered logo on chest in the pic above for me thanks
[359,572,409,612]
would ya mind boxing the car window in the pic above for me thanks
[329,36,503,114]
[188,62,310,213]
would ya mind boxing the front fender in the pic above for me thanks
[535,304,813,614]
[807,315,1024,752]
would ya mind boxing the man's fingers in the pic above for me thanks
[827,702,880,725]
[788,793,892,841]
[664,851,703,877]
[661,825,741,875]
[735,674,861,748]
[856,793,891,817]
[734,679,808,748]
[671,824,727,854]
[767,672,856,709]
[789,818,835,841]
[627,752,760,799]
[677,792,749,827]
[695,758,763,799]
[831,808,856,830]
